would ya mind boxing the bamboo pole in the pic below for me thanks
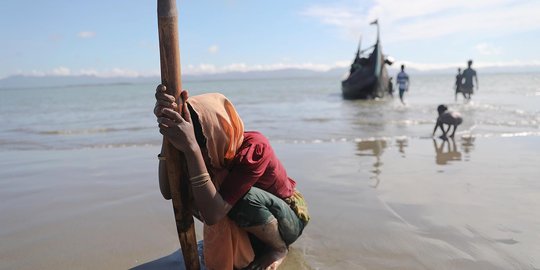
[157,1,200,269]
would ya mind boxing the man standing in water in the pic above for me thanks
[454,68,465,102]
[396,64,410,104]
[461,60,478,101]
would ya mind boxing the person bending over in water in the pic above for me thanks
[154,85,309,270]
[432,104,463,140]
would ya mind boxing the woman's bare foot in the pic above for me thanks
[243,247,287,270]
[242,219,288,270]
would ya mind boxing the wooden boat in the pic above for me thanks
[341,20,393,100]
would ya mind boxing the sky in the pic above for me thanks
[1,0,539,79]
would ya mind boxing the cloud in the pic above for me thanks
[185,64,219,74]
[302,0,540,43]
[393,59,540,71]
[301,5,365,39]
[183,62,335,75]
[208,45,219,54]
[77,31,96,39]
[182,59,540,74]
[52,67,71,76]
[475,43,501,55]
[11,59,540,79]
[13,67,161,78]
[78,69,99,76]
[14,67,71,77]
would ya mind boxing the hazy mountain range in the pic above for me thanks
[0,68,343,89]
[1,66,538,89]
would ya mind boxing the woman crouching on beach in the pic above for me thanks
[154,85,309,270]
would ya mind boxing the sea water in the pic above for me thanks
[1,73,539,150]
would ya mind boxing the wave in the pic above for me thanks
[2,131,540,151]
[271,131,540,145]
[34,126,152,135]
[0,140,161,151]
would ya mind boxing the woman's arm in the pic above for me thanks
[159,101,232,225]
[158,142,171,200]
[154,85,176,200]
[182,144,232,225]
[159,142,205,222]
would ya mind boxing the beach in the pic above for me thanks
[1,136,539,269]
[1,74,539,269]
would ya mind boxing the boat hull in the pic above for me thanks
[341,61,390,100]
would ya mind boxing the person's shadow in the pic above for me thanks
[130,239,310,269]
[433,138,462,165]
[130,242,206,270]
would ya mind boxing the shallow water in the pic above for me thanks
[1,73,539,150]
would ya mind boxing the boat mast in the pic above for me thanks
[355,34,362,58]
[370,19,382,78]
[370,19,379,42]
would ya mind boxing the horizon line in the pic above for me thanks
[3,60,540,80]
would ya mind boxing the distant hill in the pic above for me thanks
[1,66,538,89]
[0,69,346,89]
[184,68,347,81]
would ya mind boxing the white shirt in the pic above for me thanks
[396,71,409,90]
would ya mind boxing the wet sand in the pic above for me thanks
[1,136,539,269]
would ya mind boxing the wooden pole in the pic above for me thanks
[157,1,200,269]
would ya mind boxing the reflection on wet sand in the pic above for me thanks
[433,138,462,165]
[131,245,204,270]
[395,138,408,157]
[356,140,387,188]
[461,136,475,161]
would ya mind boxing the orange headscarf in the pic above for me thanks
[186,93,254,269]
[187,93,244,170]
